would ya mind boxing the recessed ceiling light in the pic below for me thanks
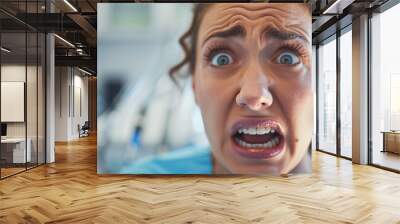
[63,0,78,12]
[78,67,93,76]
[323,0,354,15]
[1,47,11,53]
[54,34,75,48]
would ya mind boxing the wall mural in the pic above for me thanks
[98,3,313,175]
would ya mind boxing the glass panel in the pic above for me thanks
[1,30,27,177]
[0,1,46,178]
[318,37,337,154]
[27,31,38,169]
[340,29,352,158]
[371,4,400,171]
[312,45,317,151]
[26,0,39,169]
[38,32,45,165]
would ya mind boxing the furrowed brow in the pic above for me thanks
[203,25,246,46]
[264,27,309,44]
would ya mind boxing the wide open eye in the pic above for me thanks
[211,52,233,66]
[276,51,300,65]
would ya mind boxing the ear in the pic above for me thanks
[192,76,199,105]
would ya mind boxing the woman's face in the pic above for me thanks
[192,3,313,175]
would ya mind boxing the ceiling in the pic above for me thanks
[0,0,394,74]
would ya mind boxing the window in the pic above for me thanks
[318,37,337,155]
[339,29,352,158]
[370,3,400,171]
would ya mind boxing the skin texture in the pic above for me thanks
[192,3,313,175]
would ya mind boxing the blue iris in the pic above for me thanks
[211,53,232,66]
[278,52,299,65]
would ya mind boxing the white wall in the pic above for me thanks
[55,66,69,141]
[1,65,26,142]
[1,65,26,139]
[1,63,46,164]
[71,73,89,138]
[1,65,37,137]
[55,67,89,141]
[1,82,25,122]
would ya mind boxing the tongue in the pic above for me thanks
[239,134,274,144]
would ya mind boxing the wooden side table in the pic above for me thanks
[381,131,400,154]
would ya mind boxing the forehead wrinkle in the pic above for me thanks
[202,17,244,43]
[203,4,294,34]
[200,4,310,47]
[202,13,281,42]
[206,3,310,21]
[219,4,299,16]
[203,17,309,47]
[219,7,292,22]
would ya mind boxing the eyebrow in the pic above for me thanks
[264,27,309,44]
[203,25,246,45]
[202,25,309,46]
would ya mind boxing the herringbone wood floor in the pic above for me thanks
[1,135,400,224]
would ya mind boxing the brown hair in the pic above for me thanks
[168,4,211,84]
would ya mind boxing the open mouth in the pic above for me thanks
[230,120,284,159]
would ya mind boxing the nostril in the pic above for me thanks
[261,102,267,106]
[238,101,246,107]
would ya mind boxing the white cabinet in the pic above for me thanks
[1,138,32,163]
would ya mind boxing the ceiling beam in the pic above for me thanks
[67,13,97,43]
[55,55,96,71]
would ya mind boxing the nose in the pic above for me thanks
[235,66,273,111]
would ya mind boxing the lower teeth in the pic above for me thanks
[235,137,280,148]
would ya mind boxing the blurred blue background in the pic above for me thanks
[97,3,210,174]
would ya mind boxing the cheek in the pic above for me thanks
[289,89,314,132]
[195,75,221,113]
[194,71,234,139]
[194,65,239,111]
[276,75,313,140]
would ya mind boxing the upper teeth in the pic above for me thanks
[238,127,276,135]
